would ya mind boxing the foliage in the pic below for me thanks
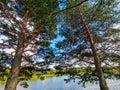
[0,0,58,68]
[0,67,9,83]
[0,67,119,83]
[0,0,59,89]
[64,67,120,88]
[0,0,120,89]
[20,81,29,88]
[55,1,120,89]
[56,0,120,65]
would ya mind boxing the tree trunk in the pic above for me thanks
[4,45,23,90]
[4,32,24,90]
[78,8,109,90]
[4,10,28,90]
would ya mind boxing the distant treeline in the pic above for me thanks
[0,66,120,83]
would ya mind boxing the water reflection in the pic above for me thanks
[0,76,120,90]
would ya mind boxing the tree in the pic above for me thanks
[56,0,119,90]
[78,8,108,90]
[100,28,120,65]
[0,0,58,90]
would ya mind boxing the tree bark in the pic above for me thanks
[78,8,109,90]
[4,10,28,90]
[4,45,23,90]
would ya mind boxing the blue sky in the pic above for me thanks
[50,24,65,49]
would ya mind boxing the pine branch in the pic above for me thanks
[53,0,89,14]
[0,43,16,50]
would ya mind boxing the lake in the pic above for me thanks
[0,76,120,90]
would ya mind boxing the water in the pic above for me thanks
[0,76,120,90]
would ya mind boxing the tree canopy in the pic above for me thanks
[0,0,120,90]
[56,0,120,64]
[0,0,59,90]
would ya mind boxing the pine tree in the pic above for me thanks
[0,0,58,90]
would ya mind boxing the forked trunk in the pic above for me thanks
[78,8,109,90]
